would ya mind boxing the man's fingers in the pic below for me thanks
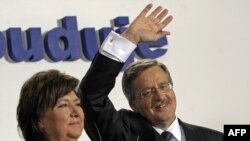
[147,6,163,19]
[155,31,171,41]
[159,15,173,29]
[156,9,168,22]
[160,31,171,36]
[138,4,153,17]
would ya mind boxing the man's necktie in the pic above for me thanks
[161,131,173,141]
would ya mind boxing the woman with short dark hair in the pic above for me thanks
[17,69,84,141]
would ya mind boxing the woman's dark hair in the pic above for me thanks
[17,69,80,141]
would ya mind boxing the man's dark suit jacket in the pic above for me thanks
[80,53,223,141]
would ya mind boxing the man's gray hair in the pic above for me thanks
[122,59,173,102]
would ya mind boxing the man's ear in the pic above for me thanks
[129,101,138,112]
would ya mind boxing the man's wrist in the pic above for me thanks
[100,31,137,62]
[121,29,140,45]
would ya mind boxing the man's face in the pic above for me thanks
[39,91,84,141]
[130,66,176,129]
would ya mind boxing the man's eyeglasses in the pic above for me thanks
[136,83,173,99]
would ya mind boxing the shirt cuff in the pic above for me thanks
[99,31,136,62]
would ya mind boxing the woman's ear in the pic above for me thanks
[38,119,44,129]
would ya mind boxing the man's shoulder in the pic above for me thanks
[118,109,152,127]
[179,119,223,133]
[178,118,223,140]
[118,109,144,120]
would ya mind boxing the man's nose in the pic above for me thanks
[153,88,166,100]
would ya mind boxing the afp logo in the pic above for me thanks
[224,125,250,141]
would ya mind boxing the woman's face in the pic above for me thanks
[39,91,84,141]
